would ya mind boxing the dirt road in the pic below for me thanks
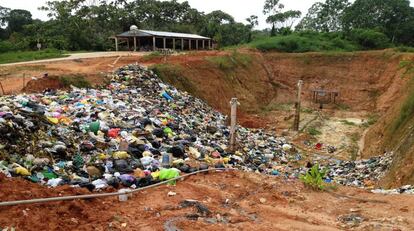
[0,171,412,231]
[0,52,146,67]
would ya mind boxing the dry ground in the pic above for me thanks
[0,171,412,231]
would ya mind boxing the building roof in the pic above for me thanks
[117,29,210,40]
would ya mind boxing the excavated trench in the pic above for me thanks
[148,50,414,188]
[13,50,414,188]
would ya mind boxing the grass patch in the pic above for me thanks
[0,49,67,64]
[150,63,198,95]
[335,103,351,111]
[392,84,414,132]
[141,51,162,61]
[301,107,314,114]
[59,75,91,88]
[395,46,414,53]
[362,114,379,127]
[340,120,356,126]
[307,127,322,136]
[206,50,252,71]
[399,60,414,78]
[263,103,293,112]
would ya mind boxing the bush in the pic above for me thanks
[300,164,328,190]
[307,127,322,136]
[395,46,414,53]
[250,33,357,53]
[59,75,91,88]
[348,29,390,50]
[0,40,18,53]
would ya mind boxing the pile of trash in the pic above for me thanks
[323,153,393,187]
[0,64,294,190]
[0,64,402,193]
[371,185,414,195]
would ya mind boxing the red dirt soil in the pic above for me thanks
[1,171,413,231]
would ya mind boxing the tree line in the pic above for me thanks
[0,0,413,52]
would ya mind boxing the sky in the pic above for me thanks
[1,0,413,29]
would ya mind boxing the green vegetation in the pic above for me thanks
[249,32,357,52]
[341,120,356,126]
[1,0,413,54]
[262,103,292,112]
[141,51,162,61]
[395,46,414,53]
[206,51,252,71]
[362,114,379,127]
[392,84,414,132]
[335,103,351,111]
[150,63,197,95]
[307,127,322,136]
[59,75,91,88]
[0,49,67,64]
[399,60,414,77]
[299,164,328,190]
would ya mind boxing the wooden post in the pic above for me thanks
[133,37,137,51]
[127,39,130,51]
[202,40,205,49]
[163,37,166,49]
[115,37,119,51]
[189,39,192,50]
[230,98,238,152]
[153,36,156,51]
[0,81,5,95]
[208,40,211,50]
[293,80,303,131]
[196,39,199,50]
[173,38,176,50]
[181,39,184,50]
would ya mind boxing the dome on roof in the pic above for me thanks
[130,25,138,31]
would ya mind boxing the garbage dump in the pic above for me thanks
[0,64,409,193]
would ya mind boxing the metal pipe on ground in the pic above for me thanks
[0,168,237,207]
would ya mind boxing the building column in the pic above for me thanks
[133,37,137,51]
[196,39,199,50]
[153,36,156,51]
[173,39,176,50]
[127,39,130,50]
[163,37,166,49]
[115,37,118,51]
[181,39,184,50]
[189,39,192,50]
[202,40,205,50]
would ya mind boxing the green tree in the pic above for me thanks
[297,0,350,32]
[6,9,32,34]
[266,10,301,31]
[246,15,259,29]
[343,0,413,43]
[263,0,284,36]
[246,15,259,42]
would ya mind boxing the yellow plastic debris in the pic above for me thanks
[142,151,152,157]
[151,171,160,179]
[47,117,59,124]
[15,166,31,176]
[112,151,130,159]
[97,153,109,160]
